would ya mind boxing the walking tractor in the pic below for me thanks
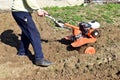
[46,15,101,54]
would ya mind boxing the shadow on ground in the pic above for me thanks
[0,29,35,63]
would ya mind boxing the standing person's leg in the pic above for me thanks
[12,12,44,59]
[12,12,52,66]
[18,32,30,55]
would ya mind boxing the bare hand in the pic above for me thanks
[37,9,48,17]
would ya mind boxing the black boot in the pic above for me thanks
[35,59,52,67]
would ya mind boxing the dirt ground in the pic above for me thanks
[0,11,120,80]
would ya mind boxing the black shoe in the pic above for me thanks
[35,59,52,67]
[17,52,26,56]
[17,51,31,56]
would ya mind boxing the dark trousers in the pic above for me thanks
[12,12,44,61]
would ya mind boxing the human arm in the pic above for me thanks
[26,0,48,16]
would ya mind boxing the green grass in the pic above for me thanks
[44,4,120,25]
